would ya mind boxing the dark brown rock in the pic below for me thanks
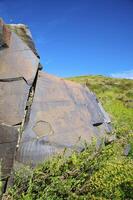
[0,19,112,174]
[0,79,30,126]
[0,124,18,180]
[7,23,40,58]
[17,72,111,165]
[0,29,39,85]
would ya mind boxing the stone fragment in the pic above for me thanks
[105,134,116,144]
[0,79,30,125]
[8,23,40,58]
[0,20,39,85]
[124,144,131,156]
[0,31,39,85]
[0,124,18,181]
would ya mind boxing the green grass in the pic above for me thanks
[68,75,133,133]
[3,75,133,200]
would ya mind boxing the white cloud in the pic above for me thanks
[111,70,133,79]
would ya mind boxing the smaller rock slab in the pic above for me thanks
[0,124,18,181]
[0,79,30,126]
[0,21,39,85]
[0,32,39,85]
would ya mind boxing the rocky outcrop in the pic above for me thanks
[7,23,40,58]
[0,18,112,195]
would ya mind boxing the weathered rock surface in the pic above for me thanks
[0,18,112,194]
[0,124,18,193]
[16,72,111,165]
[0,79,30,125]
[0,31,39,85]
[0,19,11,48]
[8,23,40,58]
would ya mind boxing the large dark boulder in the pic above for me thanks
[0,18,112,194]
[17,71,111,165]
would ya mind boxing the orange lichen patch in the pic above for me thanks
[0,18,4,27]
[0,18,11,47]
[3,24,11,47]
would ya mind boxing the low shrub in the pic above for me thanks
[5,76,133,200]
[6,137,133,200]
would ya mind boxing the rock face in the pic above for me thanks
[0,19,112,194]
[7,23,40,58]
[16,72,111,165]
[0,125,18,194]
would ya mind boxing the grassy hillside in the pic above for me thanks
[68,75,133,133]
[3,76,133,200]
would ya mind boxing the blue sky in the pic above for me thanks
[0,0,133,78]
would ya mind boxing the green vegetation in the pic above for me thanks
[68,75,133,133]
[4,75,133,200]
